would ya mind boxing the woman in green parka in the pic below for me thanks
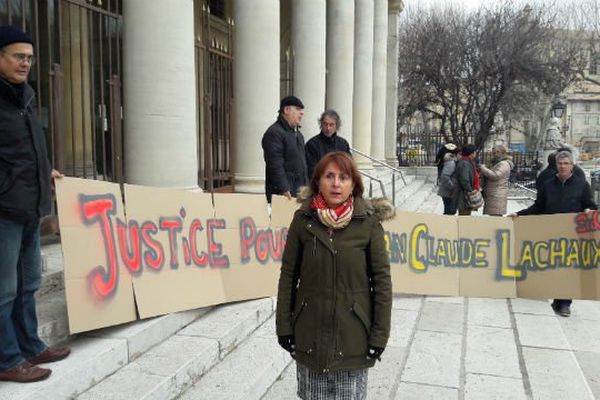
[276,151,394,399]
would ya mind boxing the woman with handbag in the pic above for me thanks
[456,144,482,215]
[276,151,393,399]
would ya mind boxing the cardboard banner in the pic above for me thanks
[56,178,600,333]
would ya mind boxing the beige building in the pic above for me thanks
[564,79,600,156]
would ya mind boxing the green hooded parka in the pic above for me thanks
[276,193,394,373]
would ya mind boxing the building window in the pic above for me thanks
[585,115,591,125]
[208,0,225,19]
[585,103,591,112]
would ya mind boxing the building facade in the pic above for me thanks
[3,0,404,192]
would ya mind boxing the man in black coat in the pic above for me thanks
[261,96,308,202]
[536,147,585,192]
[0,26,70,383]
[515,150,597,317]
[305,109,350,179]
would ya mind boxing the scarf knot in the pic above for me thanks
[310,193,353,230]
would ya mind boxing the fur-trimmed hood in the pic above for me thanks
[296,186,396,222]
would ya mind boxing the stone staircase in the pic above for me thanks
[0,170,447,399]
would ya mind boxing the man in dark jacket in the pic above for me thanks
[0,26,70,383]
[516,150,597,317]
[261,95,308,202]
[536,147,585,192]
[305,109,350,179]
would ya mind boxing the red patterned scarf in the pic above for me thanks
[310,193,354,229]
[472,159,481,191]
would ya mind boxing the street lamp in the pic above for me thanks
[551,98,566,118]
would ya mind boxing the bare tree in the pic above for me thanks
[398,0,588,148]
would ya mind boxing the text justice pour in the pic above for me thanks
[79,194,287,298]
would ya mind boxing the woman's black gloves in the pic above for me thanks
[367,346,384,361]
[278,337,382,361]
[278,335,295,355]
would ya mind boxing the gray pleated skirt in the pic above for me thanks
[296,362,368,400]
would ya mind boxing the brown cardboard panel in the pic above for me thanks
[56,177,136,333]
[123,184,215,223]
[217,228,243,266]
[55,177,124,228]
[222,263,280,302]
[386,212,460,296]
[457,216,517,298]
[124,185,227,317]
[270,194,299,228]
[392,267,460,296]
[514,213,600,300]
[59,227,121,280]
[133,267,226,319]
[213,193,270,228]
[219,223,283,302]
[65,277,136,334]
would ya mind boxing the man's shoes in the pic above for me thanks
[0,361,51,383]
[27,347,71,365]
[551,302,571,317]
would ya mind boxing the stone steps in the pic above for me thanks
[179,313,290,400]
[77,298,274,400]
[0,307,208,400]
[395,178,432,210]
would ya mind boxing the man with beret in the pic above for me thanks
[0,25,70,383]
[261,95,308,202]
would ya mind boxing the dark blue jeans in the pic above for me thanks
[0,217,47,371]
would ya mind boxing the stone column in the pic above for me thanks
[123,0,198,188]
[326,0,354,144]
[233,0,280,193]
[371,0,388,162]
[292,0,326,137]
[385,0,402,166]
[352,0,374,167]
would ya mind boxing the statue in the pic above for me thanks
[543,117,579,164]
[485,112,508,151]
[544,117,567,150]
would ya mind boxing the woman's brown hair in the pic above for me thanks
[310,151,364,197]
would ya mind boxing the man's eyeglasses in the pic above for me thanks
[2,52,35,65]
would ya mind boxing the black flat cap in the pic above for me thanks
[280,95,304,110]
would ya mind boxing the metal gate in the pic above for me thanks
[0,0,123,183]
[195,1,234,192]
[397,129,448,166]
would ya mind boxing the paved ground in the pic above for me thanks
[264,295,600,400]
